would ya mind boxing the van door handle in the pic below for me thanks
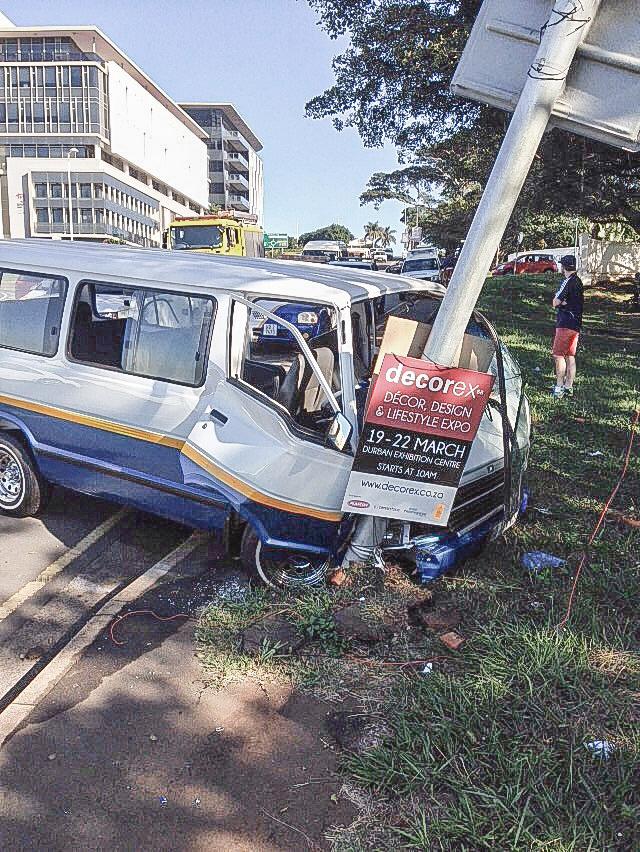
[208,408,228,425]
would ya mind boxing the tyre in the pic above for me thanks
[240,525,331,589]
[0,432,48,517]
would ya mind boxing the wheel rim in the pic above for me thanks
[255,541,330,588]
[0,446,25,508]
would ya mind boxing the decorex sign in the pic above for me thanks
[341,354,494,525]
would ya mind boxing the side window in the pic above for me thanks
[68,282,215,386]
[0,269,66,356]
[230,298,340,439]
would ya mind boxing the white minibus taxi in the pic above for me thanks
[0,242,529,587]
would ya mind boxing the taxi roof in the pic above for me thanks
[0,240,445,309]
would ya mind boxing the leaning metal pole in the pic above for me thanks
[424,0,601,367]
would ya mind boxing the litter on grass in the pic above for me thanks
[155,795,168,805]
[585,740,614,758]
[535,506,553,516]
[522,552,565,572]
[421,663,434,674]
[588,451,604,457]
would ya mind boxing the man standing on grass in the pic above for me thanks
[551,254,584,399]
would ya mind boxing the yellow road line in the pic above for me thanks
[0,507,129,623]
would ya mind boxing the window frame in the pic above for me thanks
[66,279,217,388]
[227,294,345,448]
[0,266,69,358]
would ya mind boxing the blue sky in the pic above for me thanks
[3,0,406,243]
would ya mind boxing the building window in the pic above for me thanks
[36,208,49,224]
[52,208,64,224]
[79,183,91,198]
[35,183,47,198]
[80,208,93,225]
[50,183,63,198]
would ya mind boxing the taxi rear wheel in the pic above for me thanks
[240,525,330,589]
[0,433,48,517]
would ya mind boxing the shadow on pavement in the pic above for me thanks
[0,560,355,851]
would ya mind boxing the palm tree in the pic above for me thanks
[364,221,384,247]
[379,226,397,248]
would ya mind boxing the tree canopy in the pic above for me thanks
[306,0,640,242]
[299,223,355,245]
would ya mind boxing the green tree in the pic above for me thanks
[299,223,355,245]
[306,0,640,235]
[364,220,383,245]
[379,225,397,248]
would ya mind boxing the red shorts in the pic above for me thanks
[552,327,579,356]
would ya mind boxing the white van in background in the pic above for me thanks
[401,246,441,282]
[301,240,348,262]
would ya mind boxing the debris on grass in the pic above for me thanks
[328,566,348,586]
[241,616,302,656]
[585,740,615,759]
[438,631,465,650]
[326,710,391,753]
[333,603,389,643]
[521,551,565,572]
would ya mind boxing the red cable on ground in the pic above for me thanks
[109,609,192,646]
[558,407,640,629]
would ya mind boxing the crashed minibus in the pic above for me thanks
[0,241,530,587]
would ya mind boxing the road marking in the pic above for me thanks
[0,531,206,747]
[0,507,129,624]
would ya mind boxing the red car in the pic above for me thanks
[492,253,557,276]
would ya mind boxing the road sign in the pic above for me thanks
[411,226,422,241]
[452,0,640,151]
[264,233,288,249]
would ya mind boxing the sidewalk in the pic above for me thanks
[0,571,355,851]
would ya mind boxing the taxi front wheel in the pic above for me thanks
[240,525,331,589]
[0,433,49,517]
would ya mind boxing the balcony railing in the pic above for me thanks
[225,150,249,170]
[226,171,249,190]
[229,194,249,211]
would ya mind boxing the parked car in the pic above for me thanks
[254,301,335,346]
[0,240,529,589]
[400,255,441,282]
[492,253,557,276]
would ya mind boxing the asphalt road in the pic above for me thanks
[0,486,117,603]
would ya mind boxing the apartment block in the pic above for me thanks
[0,14,209,246]
[180,103,264,227]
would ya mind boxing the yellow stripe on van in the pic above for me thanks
[0,393,183,449]
[0,393,343,523]
[181,443,343,523]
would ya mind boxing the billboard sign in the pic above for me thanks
[341,354,494,525]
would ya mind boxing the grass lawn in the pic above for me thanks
[197,275,639,851]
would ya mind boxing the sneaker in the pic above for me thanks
[552,386,565,399]
[562,386,574,397]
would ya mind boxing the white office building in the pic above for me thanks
[180,103,264,227]
[0,14,209,246]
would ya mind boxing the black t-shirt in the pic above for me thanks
[555,273,584,331]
